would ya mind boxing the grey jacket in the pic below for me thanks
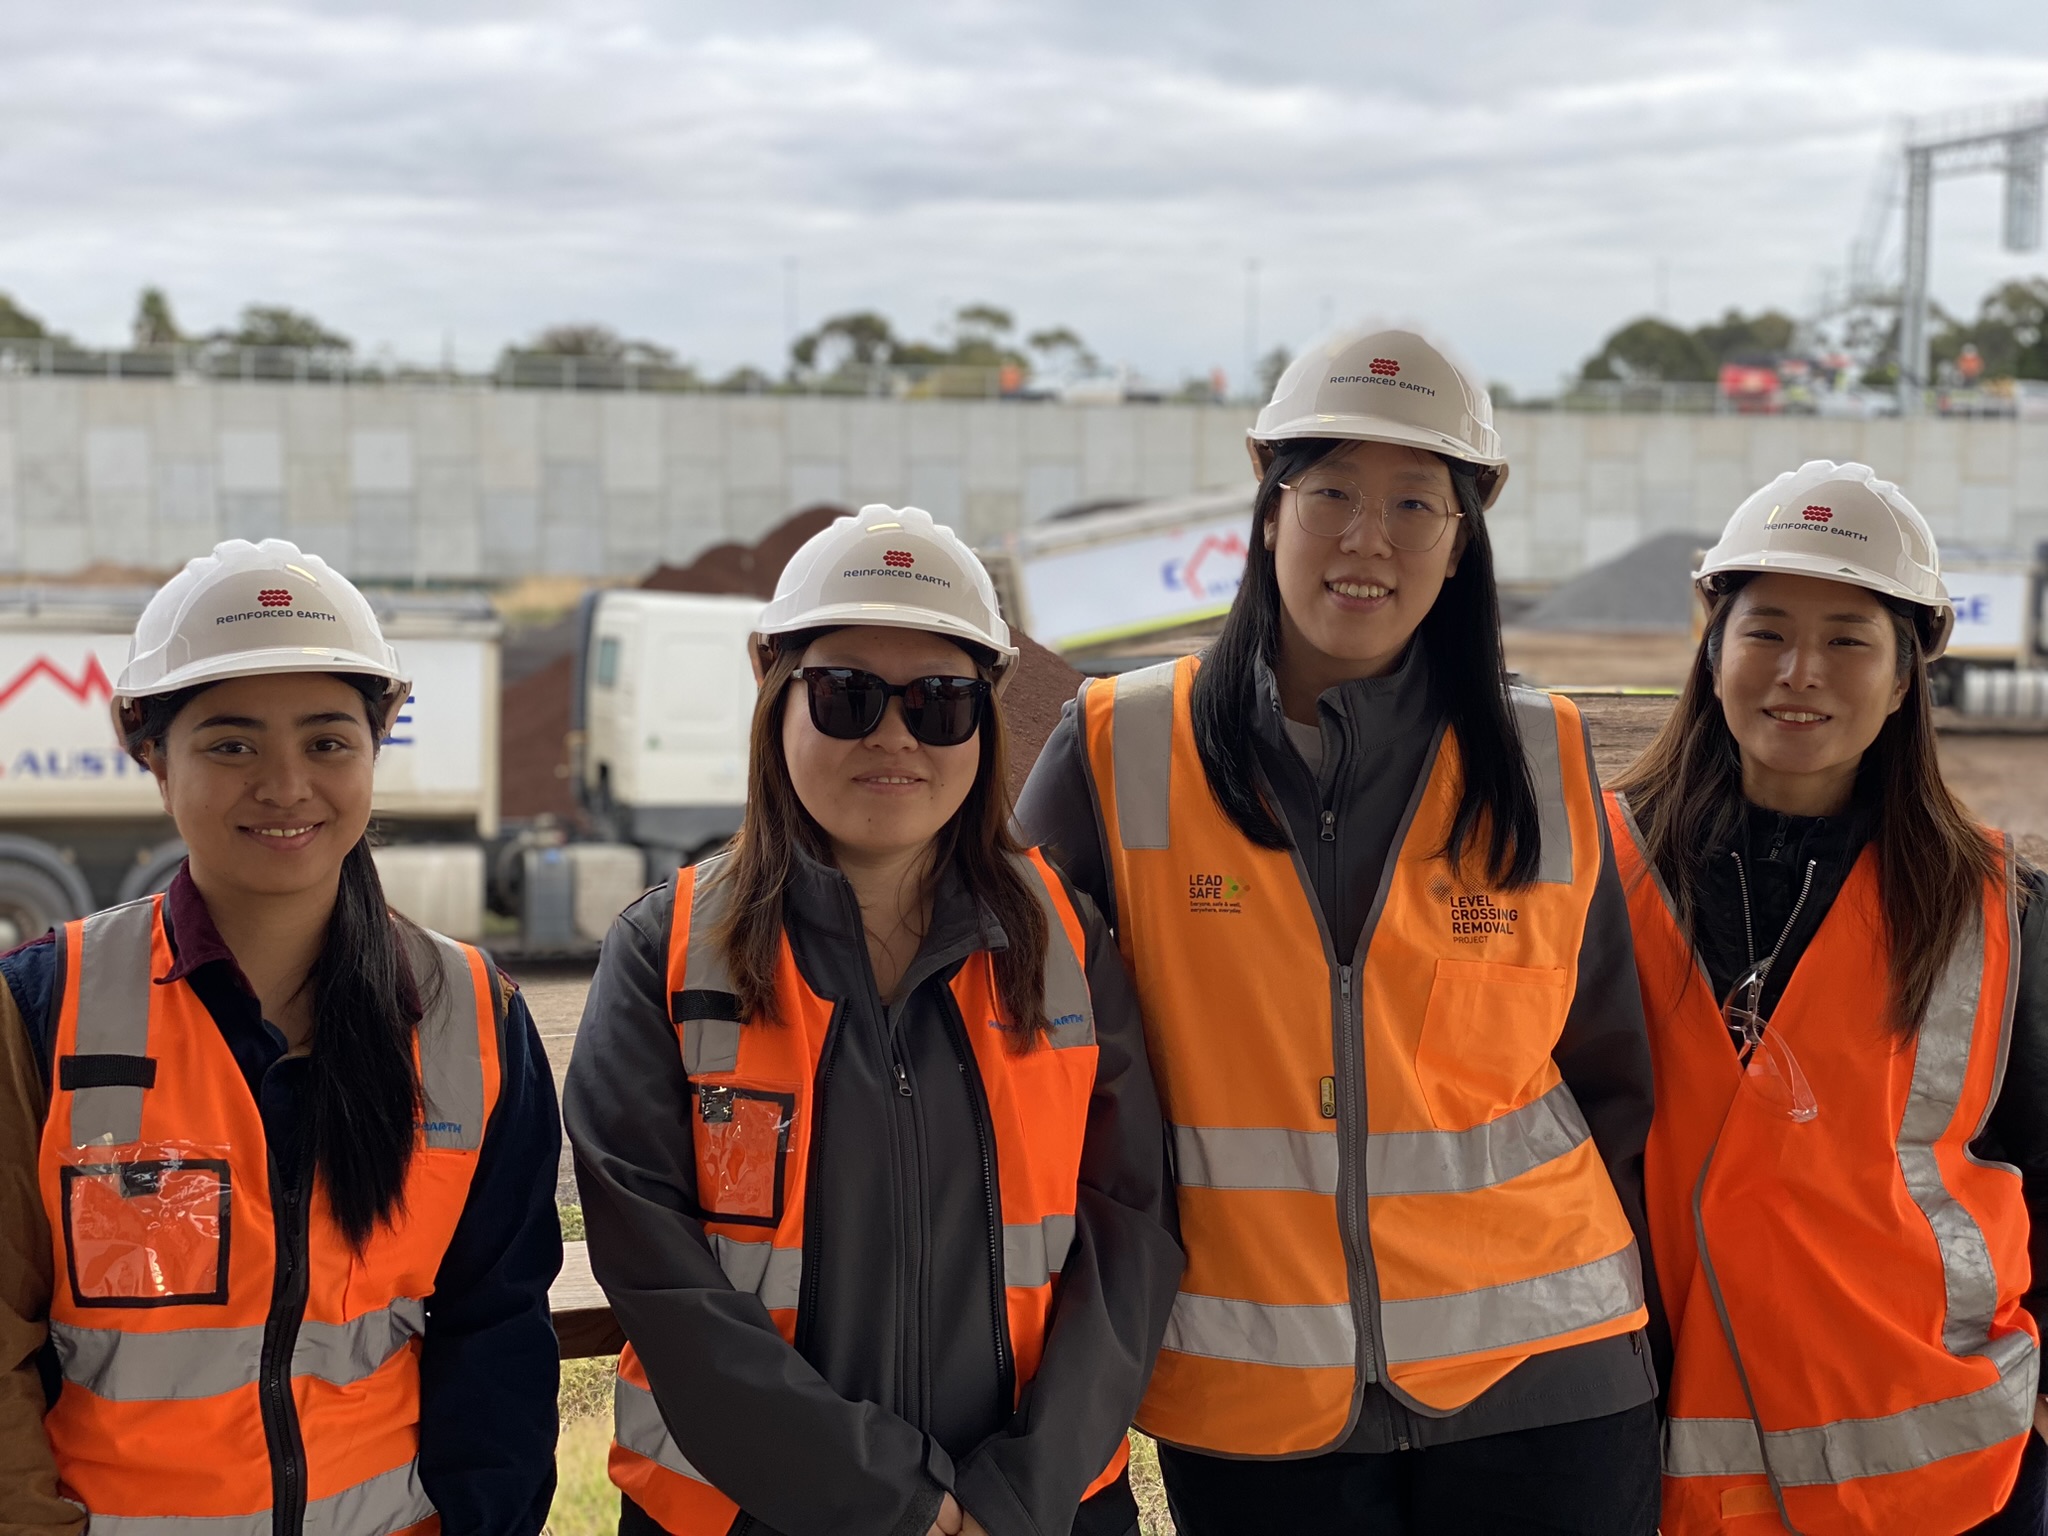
[1015,642,1664,1453]
[564,849,1182,1536]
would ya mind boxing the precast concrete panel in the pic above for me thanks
[2017,425,2048,514]
[87,490,151,559]
[1964,419,2017,483]
[1137,408,1197,497]
[783,398,845,461]
[908,460,965,526]
[965,405,1022,490]
[1860,418,1908,482]
[1023,462,1080,522]
[350,429,414,493]
[1023,406,1081,459]
[219,429,284,493]
[83,382,154,429]
[350,494,418,578]
[602,396,662,491]
[1081,407,1137,498]
[19,457,81,540]
[416,518,482,580]
[1692,459,1750,526]
[542,518,605,578]
[663,396,725,460]
[789,460,844,508]
[1958,483,2015,546]
[17,381,82,450]
[478,395,541,491]
[1584,416,1641,462]
[214,387,284,431]
[724,489,790,543]
[1532,487,1581,542]
[1583,515,1643,568]
[290,521,354,569]
[664,458,726,547]
[604,491,663,575]
[1488,514,1532,582]
[152,386,215,459]
[1528,415,1584,489]
[86,428,150,492]
[285,388,346,454]
[287,458,349,531]
[1197,409,1255,488]
[413,390,476,459]
[1586,459,1638,517]
[541,392,600,460]
[1640,417,1697,488]
[220,492,287,544]
[845,403,906,497]
[21,518,87,575]
[965,490,1022,543]
[907,402,967,461]
[345,388,410,430]
[481,493,541,578]
[725,399,787,493]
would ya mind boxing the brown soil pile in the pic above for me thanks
[500,653,581,823]
[640,505,848,598]
[1003,632,1084,800]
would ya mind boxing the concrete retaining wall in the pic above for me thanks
[2,378,2043,583]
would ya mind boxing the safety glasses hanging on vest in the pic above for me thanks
[1722,963,1820,1122]
[1278,470,1466,551]
[791,668,990,747]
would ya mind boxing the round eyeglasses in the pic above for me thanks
[1278,471,1464,552]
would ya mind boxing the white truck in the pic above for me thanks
[0,586,763,955]
[1936,546,2048,718]
[980,487,1253,657]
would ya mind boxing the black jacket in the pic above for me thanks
[1016,643,1666,1453]
[563,850,1181,1536]
[1688,796,2048,1330]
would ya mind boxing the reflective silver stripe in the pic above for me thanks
[708,1234,803,1312]
[615,1373,712,1484]
[415,931,486,1151]
[681,854,741,1075]
[1666,1330,2039,1486]
[51,1320,261,1402]
[1366,1081,1592,1197]
[1016,854,1095,1048]
[1003,1214,1077,1289]
[69,899,158,1147]
[53,1298,426,1401]
[1174,1125,1339,1194]
[1899,903,2002,1354]
[83,1459,436,1536]
[1109,662,1177,852]
[1160,1291,1357,1369]
[1380,1245,1644,1366]
[293,1296,427,1385]
[1509,688,1574,886]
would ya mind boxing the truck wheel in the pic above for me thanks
[0,858,81,952]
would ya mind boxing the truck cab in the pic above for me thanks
[573,590,763,870]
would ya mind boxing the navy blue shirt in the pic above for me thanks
[3,869,563,1536]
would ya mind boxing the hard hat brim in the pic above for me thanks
[114,647,411,705]
[754,606,1022,693]
[1246,419,1509,509]
[1693,552,1955,661]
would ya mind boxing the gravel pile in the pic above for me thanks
[1516,531,1714,631]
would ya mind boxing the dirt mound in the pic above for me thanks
[1518,532,1713,631]
[500,653,581,823]
[640,505,848,598]
[1003,632,1084,800]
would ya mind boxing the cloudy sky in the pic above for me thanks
[3,0,2045,394]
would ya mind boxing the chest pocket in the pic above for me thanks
[1415,960,1570,1130]
[691,1080,798,1227]
[61,1146,232,1308]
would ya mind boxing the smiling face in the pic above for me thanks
[781,625,983,866]
[1713,572,1911,816]
[1264,439,1468,702]
[145,672,388,901]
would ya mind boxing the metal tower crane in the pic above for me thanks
[1893,99,2047,414]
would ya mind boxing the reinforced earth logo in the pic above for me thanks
[1429,875,1517,943]
[1187,873,1251,915]
[1766,503,1869,543]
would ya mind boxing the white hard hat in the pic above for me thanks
[1250,325,1510,509]
[115,538,409,705]
[1696,460,1955,660]
[754,504,1021,690]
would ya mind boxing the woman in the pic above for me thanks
[1607,460,2048,1536]
[0,539,563,1534]
[1017,326,1662,1534]
[565,505,1180,1536]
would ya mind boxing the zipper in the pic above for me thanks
[1320,809,1336,843]
[260,1154,311,1535]
[943,999,1016,1412]
[894,1061,913,1097]
[1335,964,1380,1384]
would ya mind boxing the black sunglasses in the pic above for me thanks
[791,668,990,747]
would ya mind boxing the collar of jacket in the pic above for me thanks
[157,860,261,996]
[781,840,1010,963]
[1713,788,1877,874]
[1249,635,1437,757]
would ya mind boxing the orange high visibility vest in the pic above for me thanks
[1079,656,1646,1456]
[1608,792,2039,1536]
[609,848,1130,1533]
[37,896,502,1536]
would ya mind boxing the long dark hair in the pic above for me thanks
[716,631,1052,1039]
[124,673,430,1248]
[1612,576,2000,1036]
[1191,437,1543,886]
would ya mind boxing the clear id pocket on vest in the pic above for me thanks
[59,1144,231,1307]
[691,1081,797,1227]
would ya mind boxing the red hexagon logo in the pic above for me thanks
[1802,505,1833,523]
[1369,357,1400,378]
[883,550,914,569]
[258,588,292,607]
